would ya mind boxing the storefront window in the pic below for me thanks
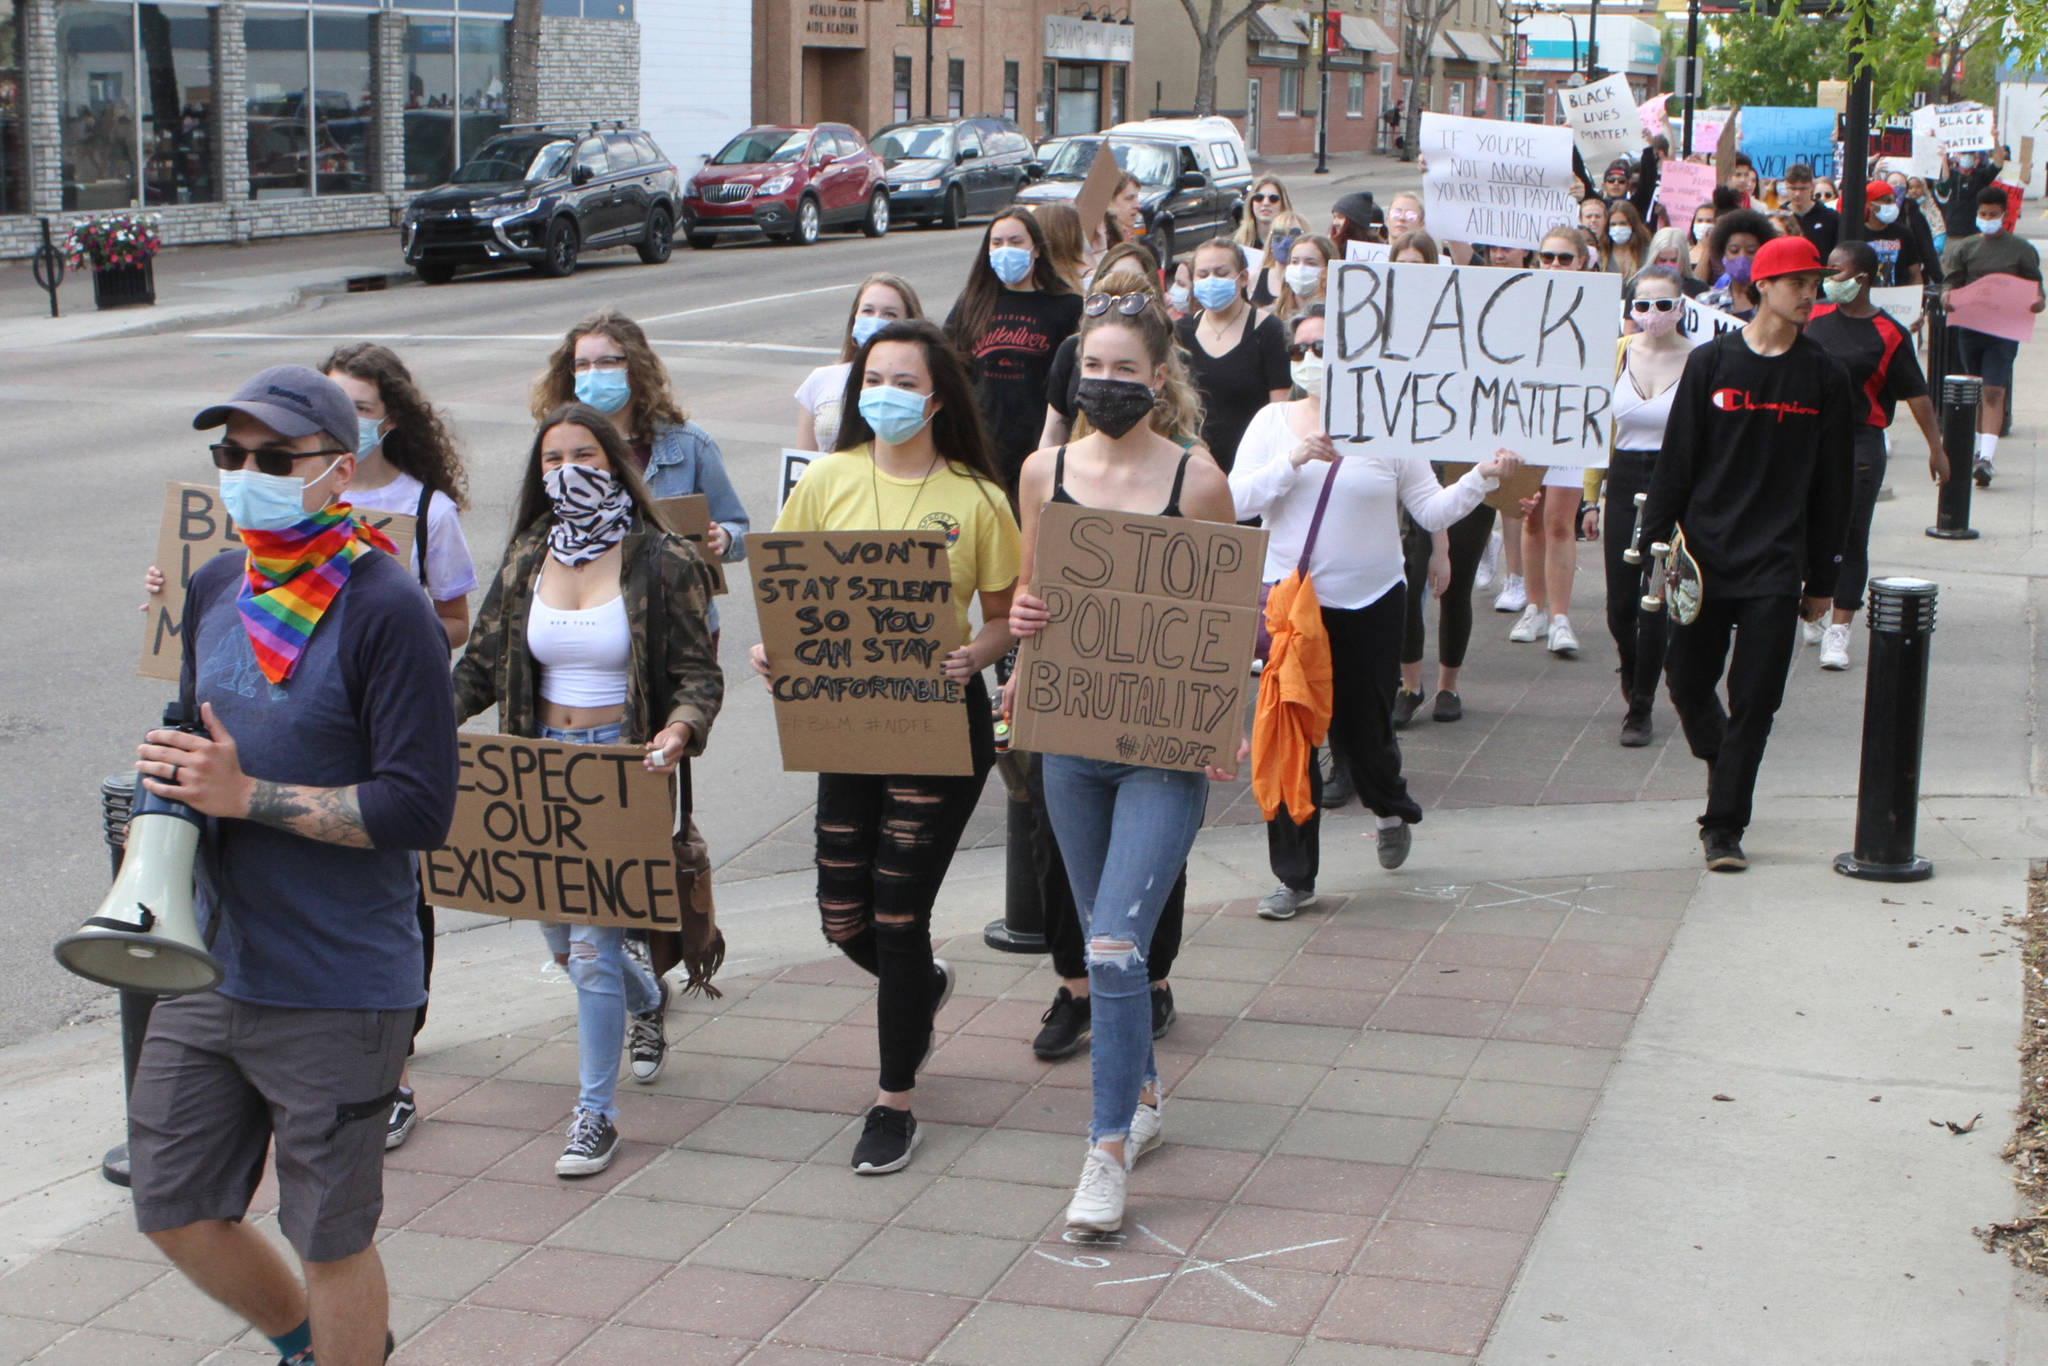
[1347,70,1363,117]
[1054,64,1099,136]
[1038,61,1052,132]
[946,57,961,119]
[1109,65,1123,125]
[403,14,506,188]
[1278,67,1298,118]
[1003,61,1017,122]
[59,2,216,211]
[893,55,910,125]
[246,7,368,200]
[2,1,29,214]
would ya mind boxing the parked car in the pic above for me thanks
[683,124,889,247]
[1012,116,1253,268]
[871,116,1037,229]
[399,122,681,283]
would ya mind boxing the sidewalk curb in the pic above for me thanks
[31,267,421,345]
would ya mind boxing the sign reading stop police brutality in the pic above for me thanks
[1324,261,1621,468]
[1011,503,1265,772]
[752,531,971,775]
[1418,113,1578,253]
[422,736,682,928]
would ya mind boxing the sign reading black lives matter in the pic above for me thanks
[1419,112,1578,253]
[1324,260,1621,468]
[422,736,682,929]
[752,531,971,775]
[1012,504,1265,772]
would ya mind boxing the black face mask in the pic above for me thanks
[1075,377,1157,439]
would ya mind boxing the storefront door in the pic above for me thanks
[1055,64,1101,135]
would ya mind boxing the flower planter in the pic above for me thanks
[92,261,157,310]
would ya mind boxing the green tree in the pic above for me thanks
[1704,2,1837,108]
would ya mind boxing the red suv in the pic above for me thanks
[683,124,889,247]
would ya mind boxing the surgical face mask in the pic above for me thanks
[1821,276,1863,305]
[1192,275,1239,311]
[1958,153,1978,170]
[1289,355,1324,397]
[356,416,383,459]
[1074,377,1157,439]
[220,457,338,533]
[1166,284,1190,312]
[857,384,934,445]
[1873,202,1899,226]
[1608,224,1633,245]
[1284,262,1323,295]
[1977,216,2005,236]
[1692,222,1712,243]
[988,245,1033,285]
[574,368,631,414]
[850,314,890,347]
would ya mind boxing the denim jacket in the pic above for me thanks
[644,420,748,633]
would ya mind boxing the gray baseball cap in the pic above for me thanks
[192,364,358,454]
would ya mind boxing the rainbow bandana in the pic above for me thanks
[235,504,396,683]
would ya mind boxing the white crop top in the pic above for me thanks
[527,594,630,709]
[1611,344,1693,452]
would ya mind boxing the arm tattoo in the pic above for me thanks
[245,781,373,848]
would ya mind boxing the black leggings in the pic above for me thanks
[816,675,995,1094]
[1032,754,1184,983]
[1601,449,1670,714]
[1834,426,1888,614]
[1400,502,1498,670]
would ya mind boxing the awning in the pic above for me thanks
[1428,31,1459,61]
[1250,4,1310,46]
[1341,16,1398,55]
[1445,30,1503,63]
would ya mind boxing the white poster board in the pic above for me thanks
[1914,101,1995,160]
[1562,74,1645,165]
[1324,260,1620,468]
[1681,294,1744,339]
[1418,113,1579,254]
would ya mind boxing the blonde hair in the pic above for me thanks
[1235,176,1293,247]
[1074,266,1205,448]
[839,273,924,363]
[1388,229,1440,263]
[1276,232,1336,321]
[1031,201,1087,292]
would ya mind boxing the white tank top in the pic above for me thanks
[1612,350,1684,452]
[527,594,630,709]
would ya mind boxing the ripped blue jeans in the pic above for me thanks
[1041,755,1209,1144]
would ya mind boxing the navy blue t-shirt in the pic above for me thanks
[181,547,459,1010]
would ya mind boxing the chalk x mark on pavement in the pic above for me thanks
[1032,1225,1349,1307]
[1464,880,1612,911]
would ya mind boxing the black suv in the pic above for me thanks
[400,122,682,283]
[871,116,1037,229]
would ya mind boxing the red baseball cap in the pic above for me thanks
[1750,236,1829,283]
[1865,178,1895,201]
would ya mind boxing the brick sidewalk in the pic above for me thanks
[1,866,1694,1364]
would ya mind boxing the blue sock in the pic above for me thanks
[268,1319,312,1361]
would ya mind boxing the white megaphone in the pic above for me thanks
[56,762,223,998]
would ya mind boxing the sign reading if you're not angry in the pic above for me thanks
[1324,261,1621,468]
[1418,113,1578,254]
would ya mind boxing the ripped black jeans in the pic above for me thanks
[815,674,996,1094]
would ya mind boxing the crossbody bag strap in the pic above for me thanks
[1296,459,1342,576]
[412,482,433,589]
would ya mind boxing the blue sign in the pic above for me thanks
[1740,106,1839,181]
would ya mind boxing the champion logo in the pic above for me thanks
[1709,388,1820,422]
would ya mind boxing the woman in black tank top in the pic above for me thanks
[1049,443,1194,514]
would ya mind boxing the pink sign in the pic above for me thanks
[1688,118,1724,157]
[1946,273,2041,344]
[1656,160,1717,229]
[1639,94,1671,142]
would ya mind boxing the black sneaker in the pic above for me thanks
[1619,709,1653,748]
[1391,688,1424,729]
[555,1109,619,1177]
[1317,749,1355,809]
[921,958,955,1071]
[1432,690,1462,723]
[1150,983,1176,1040]
[852,1104,920,1174]
[629,975,670,1083]
[1974,457,1994,487]
[1377,821,1413,870]
[1033,987,1092,1060]
[1702,831,1748,872]
[384,1085,418,1151]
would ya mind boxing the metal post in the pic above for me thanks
[1586,0,1600,79]
[1927,374,1982,539]
[1839,11,1872,244]
[1314,9,1330,175]
[1681,0,1699,157]
[98,773,157,1187]
[32,218,65,318]
[924,1,935,120]
[1833,578,1938,882]
[983,751,1046,952]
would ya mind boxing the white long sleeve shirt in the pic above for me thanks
[1229,402,1497,610]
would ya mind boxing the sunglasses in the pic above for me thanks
[209,442,349,478]
[1818,194,1838,204]
[1287,340,1325,361]
[1083,292,1152,318]
[1629,298,1679,314]
[1251,192,1282,204]
[1536,250,1577,265]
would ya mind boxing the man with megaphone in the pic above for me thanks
[120,366,459,1366]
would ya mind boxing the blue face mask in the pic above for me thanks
[858,385,934,445]
[220,458,337,534]
[1193,275,1239,311]
[989,246,1033,286]
[850,314,890,347]
[356,416,383,458]
[574,368,631,414]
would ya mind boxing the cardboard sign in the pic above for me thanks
[1323,261,1622,468]
[1442,460,1545,516]
[1011,503,1264,772]
[751,531,971,775]
[1869,284,1925,332]
[1562,74,1644,165]
[1712,116,1739,187]
[140,482,415,681]
[778,448,815,512]
[1418,114,1579,253]
[1074,142,1122,237]
[1655,160,1717,230]
[1739,107,1839,181]
[421,736,682,927]
[653,494,728,595]
[1946,272,2040,343]
[1914,101,1995,157]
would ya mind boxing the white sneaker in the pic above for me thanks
[1493,572,1527,613]
[1475,528,1503,591]
[1819,623,1851,670]
[1547,615,1580,658]
[1126,1099,1163,1169]
[1066,1144,1128,1232]
[1508,604,1550,642]
[1800,618,1824,646]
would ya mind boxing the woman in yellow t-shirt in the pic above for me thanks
[752,319,1020,1177]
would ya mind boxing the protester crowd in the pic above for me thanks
[118,126,2040,1364]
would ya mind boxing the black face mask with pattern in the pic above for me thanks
[1075,378,1157,439]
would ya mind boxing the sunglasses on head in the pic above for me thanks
[1629,298,1679,314]
[1287,340,1324,361]
[209,441,348,478]
[1083,292,1152,318]
[1537,250,1576,265]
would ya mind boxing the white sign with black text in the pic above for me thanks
[1418,114,1579,253]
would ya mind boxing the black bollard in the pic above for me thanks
[1921,282,1948,396]
[31,217,65,318]
[983,750,1046,952]
[1834,578,1938,882]
[1927,375,1982,540]
[98,773,158,1187]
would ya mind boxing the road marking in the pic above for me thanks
[636,280,861,323]
[190,330,835,356]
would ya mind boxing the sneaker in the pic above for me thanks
[1257,884,1316,920]
[1547,615,1579,658]
[1432,690,1462,723]
[1032,987,1092,1060]
[1818,623,1851,671]
[1317,748,1355,809]
[852,1104,920,1174]
[1800,617,1824,646]
[1493,572,1527,613]
[1509,604,1550,643]
[921,957,955,1069]
[555,1109,619,1177]
[1476,527,1503,591]
[384,1086,418,1151]
[1150,983,1176,1040]
[1391,688,1424,729]
[1376,820,1413,870]
[1974,457,1993,487]
[629,976,670,1083]
[1619,709,1654,748]
[1066,1144,1129,1232]
[1127,1098,1163,1168]
[1702,831,1748,873]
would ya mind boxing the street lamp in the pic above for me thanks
[1504,2,1533,123]
[1313,7,1331,175]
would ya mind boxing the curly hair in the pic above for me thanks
[1071,268,1206,449]
[531,309,687,440]
[323,342,468,509]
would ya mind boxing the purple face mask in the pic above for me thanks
[1271,231,1299,265]
[1723,255,1753,285]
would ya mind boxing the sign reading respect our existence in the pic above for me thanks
[1418,113,1578,253]
[778,449,815,512]
[1561,74,1645,164]
[653,494,728,595]
[421,736,683,929]
[139,481,415,681]
[751,531,970,775]
[1012,503,1265,772]
[1323,261,1621,468]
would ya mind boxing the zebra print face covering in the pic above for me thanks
[542,462,635,566]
